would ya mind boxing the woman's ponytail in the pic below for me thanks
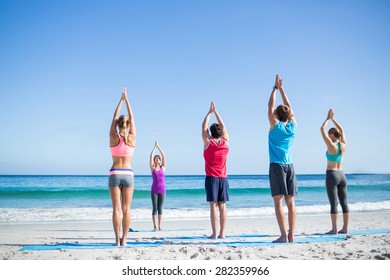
[118,115,129,145]
[329,127,345,155]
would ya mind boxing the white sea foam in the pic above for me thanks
[1,201,390,224]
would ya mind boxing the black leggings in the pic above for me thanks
[326,170,349,214]
[151,193,165,215]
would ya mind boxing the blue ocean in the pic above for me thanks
[0,174,389,224]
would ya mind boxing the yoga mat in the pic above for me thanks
[163,234,270,243]
[220,235,348,247]
[315,228,390,236]
[341,229,390,235]
[129,228,205,232]
[225,234,270,238]
[162,236,210,243]
[19,241,163,251]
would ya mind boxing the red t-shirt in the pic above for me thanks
[203,138,229,178]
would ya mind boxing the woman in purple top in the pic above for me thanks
[150,141,166,230]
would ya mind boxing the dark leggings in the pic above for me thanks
[151,193,165,215]
[326,170,349,214]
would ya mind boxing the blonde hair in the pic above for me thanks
[118,115,129,145]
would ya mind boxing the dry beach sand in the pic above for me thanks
[1,211,390,260]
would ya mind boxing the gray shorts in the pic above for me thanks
[108,174,134,188]
[269,163,297,196]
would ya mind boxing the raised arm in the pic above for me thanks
[110,91,125,143]
[156,143,166,170]
[330,111,346,144]
[320,110,335,151]
[268,74,279,127]
[268,89,277,125]
[149,141,158,173]
[214,105,229,143]
[278,78,296,125]
[202,102,213,147]
[123,88,136,144]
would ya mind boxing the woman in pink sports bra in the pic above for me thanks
[109,87,136,246]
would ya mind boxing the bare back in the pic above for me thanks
[326,142,346,171]
[110,132,135,169]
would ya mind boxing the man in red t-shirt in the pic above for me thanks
[202,101,230,239]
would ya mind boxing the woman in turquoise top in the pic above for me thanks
[320,109,349,234]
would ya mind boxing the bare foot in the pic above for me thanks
[272,236,288,243]
[326,230,337,234]
[338,230,348,234]
[120,237,127,246]
[218,235,225,239]
[208,234,217,239]
[288,232,294,243]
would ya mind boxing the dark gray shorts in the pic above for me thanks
[108,174,134,188]
[269,163,297,196]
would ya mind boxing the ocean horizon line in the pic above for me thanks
[0,173,389,177]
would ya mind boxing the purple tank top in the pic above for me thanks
[151,167,166,194]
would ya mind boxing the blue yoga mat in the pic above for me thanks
[220,235,348,247]
[162,236,210,243]
[342,229,390,235]
[19,241,163,251]
[225,234,270,238]
[163,234,270,243]
[129,228,205,232]
[315,228,390,236]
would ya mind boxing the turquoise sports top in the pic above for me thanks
[326,143,344,163]
[268,120,296,164]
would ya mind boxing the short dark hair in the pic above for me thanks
[209,123,223,138]
[275,105,291,122]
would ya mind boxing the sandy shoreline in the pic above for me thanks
[1,211,390,260]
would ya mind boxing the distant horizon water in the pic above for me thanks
[1,174,389,224]
[1,172,389,176]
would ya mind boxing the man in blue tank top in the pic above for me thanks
[267,74,298,243]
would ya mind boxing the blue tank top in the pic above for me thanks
[268,121,296,164]
[326,143,344,163]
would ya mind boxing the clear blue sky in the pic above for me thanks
[0,0,389,175]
